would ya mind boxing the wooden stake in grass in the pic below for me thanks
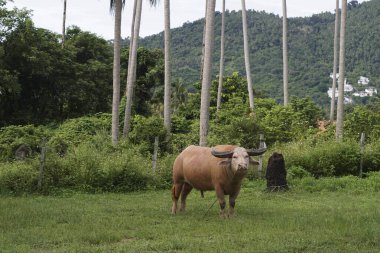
[258,134,266,179]
[152,136,159,176]
[359,132,365,178]
[38,138,47,190]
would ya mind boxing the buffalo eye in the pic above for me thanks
[232,156,237,159]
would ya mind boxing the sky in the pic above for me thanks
[6,0,368,39]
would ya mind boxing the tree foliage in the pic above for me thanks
[0,4,164,127]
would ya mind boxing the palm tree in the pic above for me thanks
[110,0,124,145]
[336,0,347,141]
[172,79,187,111]
[217,0,225,112]
[330,0,340,122]
[241,0,254,110]
[163,0,171,135]
[199,0,216,147]
[61,0,67,48]
[282,0,289,106]
[122,0,157,138]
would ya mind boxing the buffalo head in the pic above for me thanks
[211,146,266,175]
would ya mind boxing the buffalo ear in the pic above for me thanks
[249,158,259,165]
[218,159,231,168]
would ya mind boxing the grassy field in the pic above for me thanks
[1,181,379,253]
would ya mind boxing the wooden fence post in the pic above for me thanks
[258,134,266,179]
[359,132,365,178]
[38,138,47,190]
[152,136,159,176]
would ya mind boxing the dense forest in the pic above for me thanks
[140,0,380,106]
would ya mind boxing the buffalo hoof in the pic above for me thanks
[219,211,227,219]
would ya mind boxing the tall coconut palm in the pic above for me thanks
[336,0,347,141]
[163,0,171,135]
[61,0,67,48]
[282,0,289,106]
[217,0,225,112]
[330,0,340,122]
[241,0,254,110]
[199,0,216,147]
[110,0,124,145]
[122,0,157,138]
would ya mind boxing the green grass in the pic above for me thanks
[0,182,379,253]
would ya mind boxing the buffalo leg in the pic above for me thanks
[215,186,226,218]
[179,183,193,212]
[171,183,183,214]
[228,192,239,217]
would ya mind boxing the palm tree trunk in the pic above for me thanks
[123,0,142,138]
[199,0,216,147]
[127,0,137,84]
[164,0,171,134]
[336,0,347,141]
[282,0,289,106]
[111,0,122,145]
[61,0,67,48]
[330,0,340,122]
[217,0,225,112]
[199,0,208,82]
[241,0,254,110]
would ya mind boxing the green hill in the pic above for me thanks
[139,0,380,106]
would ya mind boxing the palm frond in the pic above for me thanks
[149,0,159,7]
[110,0,126,12]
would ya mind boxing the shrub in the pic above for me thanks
[275,140,361,177]
[48,113,111,155]
[129,115,167,154]
[0,161,39,194]
[344,106,379,141]
[0,125,50,162]
[287,165,311,180]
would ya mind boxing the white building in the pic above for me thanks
[327,88,338,98]
[327,74,377,103]
[344,83,354,92]
[330,73,339,79]
[365,87,377,96]
[353,91,368,97]
[344,97,353,104]
[358,76,370,85]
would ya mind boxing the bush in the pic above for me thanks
[287,165,311,180]
[274,140,361,177]
[0,125,50,162]
[129,115,167,154]
[48,114,111,155]
[0,161,39,194]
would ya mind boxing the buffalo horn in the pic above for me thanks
[211,148,234,158]
[246,147,267,156]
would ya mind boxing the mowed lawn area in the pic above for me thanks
[1,184,379,253]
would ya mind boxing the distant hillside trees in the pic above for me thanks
[140,0,380,107]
